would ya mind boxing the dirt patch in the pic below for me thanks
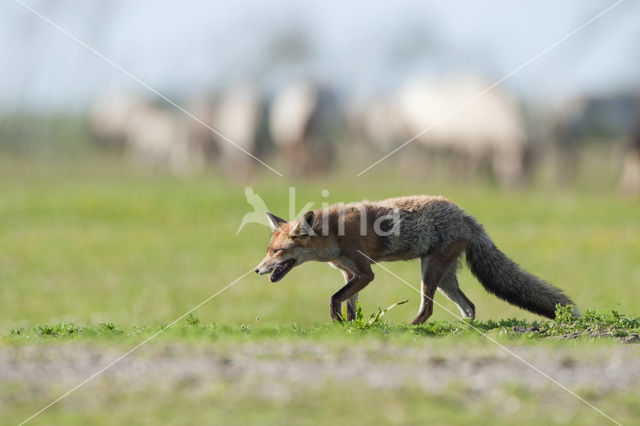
[1,341,637,402]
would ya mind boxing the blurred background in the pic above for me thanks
[1,0,640,188]
[1,0,639,329]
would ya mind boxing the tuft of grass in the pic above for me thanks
[36,322,80,337]
[339,299,409,329]
[545,304,640,338]
[185,313,200,327]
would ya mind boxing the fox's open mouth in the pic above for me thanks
[269,259,295,283]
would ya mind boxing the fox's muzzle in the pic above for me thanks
[254,263,272,275]
[254,258,296,282]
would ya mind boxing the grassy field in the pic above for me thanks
[1,155,639,329]
[1,154,639,425]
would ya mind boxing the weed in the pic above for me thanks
[185,313,200,327]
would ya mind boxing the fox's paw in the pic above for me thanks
[330,303,344,323]
[409,315,427,326]
[346,306,357,322]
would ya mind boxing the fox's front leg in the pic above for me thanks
[330,267,374,323]
[329,262,360,321]
[339,269,359,321]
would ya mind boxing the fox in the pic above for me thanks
[254,195,576,324]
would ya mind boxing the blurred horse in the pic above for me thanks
[124,103,207,175]
[392,76,527,187]
[269,81,341,176]
[619,110,640,197]
[90,93,216,175]
[212,85,268,178]
[552,94,639,184]
[89,93,144,149]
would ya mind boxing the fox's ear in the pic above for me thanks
[291,210,315,237]
[265,212,287,231]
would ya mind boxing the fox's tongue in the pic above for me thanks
[269,265,284,282]
[269,259,294,283]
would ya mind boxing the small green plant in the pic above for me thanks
[36,324,55,336]
[366,300,409,327]
[355,302,364,322]
[185,313,200,327]
[99,322,123,335]
[36,322,80,337]
[341,299,409,330]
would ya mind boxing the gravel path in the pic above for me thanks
[1,342,638,401]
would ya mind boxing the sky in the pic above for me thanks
[1,0,639,112]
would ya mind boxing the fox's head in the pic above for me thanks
[254,210,327,282]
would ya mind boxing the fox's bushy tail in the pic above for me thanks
[464,216,575,319]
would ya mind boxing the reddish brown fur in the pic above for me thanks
[256,195,575,323]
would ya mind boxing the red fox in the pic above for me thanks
[255,196,576,324]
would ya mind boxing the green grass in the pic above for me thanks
[0,309,640,344]
[1,155,639,331]
[3,306,639,345]
[1,154,639,425]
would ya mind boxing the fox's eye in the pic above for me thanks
[272,248,281,253]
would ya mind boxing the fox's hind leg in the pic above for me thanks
[411,242,466,325]
[410,256,448,325]
[438,270,475,320]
